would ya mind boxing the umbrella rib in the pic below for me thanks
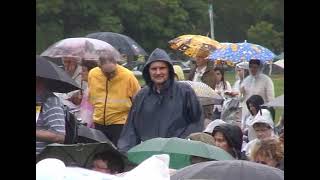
[60,147,79,166]
[83,145,102,167]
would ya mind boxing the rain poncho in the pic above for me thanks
[232,62,249,95]
[242,95,273,141]
[118,48,203,152]
[242,112,276,157]
[240,61,275,125]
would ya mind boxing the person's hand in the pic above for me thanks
[68,92,83,105]
[225,91,239,97]
[232,92,239,96]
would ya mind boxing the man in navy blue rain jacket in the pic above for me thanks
[118,48,203,152]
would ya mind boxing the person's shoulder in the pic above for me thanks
[118,65,136,77]
[243,138,258,152]
[42,94,64,111]
[176,81,191,89]
[88,67,102,76]
[45,94,62,105]
[260,73,273,80]
[175,81,194,93]
[135,86,150,98]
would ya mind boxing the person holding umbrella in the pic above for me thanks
[117,48,203,152]
[188,54,216,90]
[36,77,66,155]
[36,56,80,155]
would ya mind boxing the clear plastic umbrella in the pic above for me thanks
[180,81,223,105]
[41,37,121,61]
[263,94,284,107]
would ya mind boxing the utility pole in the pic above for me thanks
[208,0,215,39]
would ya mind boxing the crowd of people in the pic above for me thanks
[36,46,284,176]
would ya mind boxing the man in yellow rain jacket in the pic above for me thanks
[88,52,141,146]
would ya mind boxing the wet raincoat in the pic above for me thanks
[241,61,275,126]
[118,48,203,152]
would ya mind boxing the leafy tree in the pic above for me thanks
[247,21,283,54]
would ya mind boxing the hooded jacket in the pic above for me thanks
[242,112,276,157]
[118,48,203,152]
[212,123,243,159]
[240,60,275,133]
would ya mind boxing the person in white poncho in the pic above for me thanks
[240,59,275,127]
[242,110,277,158]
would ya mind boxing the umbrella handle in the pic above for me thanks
[80,81,83,95]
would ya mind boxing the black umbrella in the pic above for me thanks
[86,32,147,56]
[36,142,126,168]
[77,124,112,144]
[36,55,80,93]
[171,160,284,180]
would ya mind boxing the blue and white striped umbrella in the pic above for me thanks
[208,41,276,63]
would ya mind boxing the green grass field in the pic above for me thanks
[136,71,284,124]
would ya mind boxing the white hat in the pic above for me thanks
[249,109,274,129]
[203,119,226,134]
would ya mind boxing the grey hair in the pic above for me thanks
[98,49,121,65]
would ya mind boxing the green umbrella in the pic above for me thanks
[127,137,234,169]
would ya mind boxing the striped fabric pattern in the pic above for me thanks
[36,93,65,155]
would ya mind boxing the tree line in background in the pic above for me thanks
[36,0,284,56]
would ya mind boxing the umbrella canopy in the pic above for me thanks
[36,142,125,168]
[263,94,284,107]
[86,32,147,56]
[127,137,234,169]
[41,37,120,61]
[274,59,284,68]
[77,124,111,143]
[180,81,223,105]
[208,41,276,63]
[168,35,222,58]
[171,160,284,180]
[36,56,81,93]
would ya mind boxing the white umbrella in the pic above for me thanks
[274,59,284,69]
[263,94,284,107]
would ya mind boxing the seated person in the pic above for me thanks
[242,114,277,157]
[250,138,284,170]
[211,123,244,159]
[90,151,125,175]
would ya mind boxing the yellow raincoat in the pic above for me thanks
[88,65,141,125]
